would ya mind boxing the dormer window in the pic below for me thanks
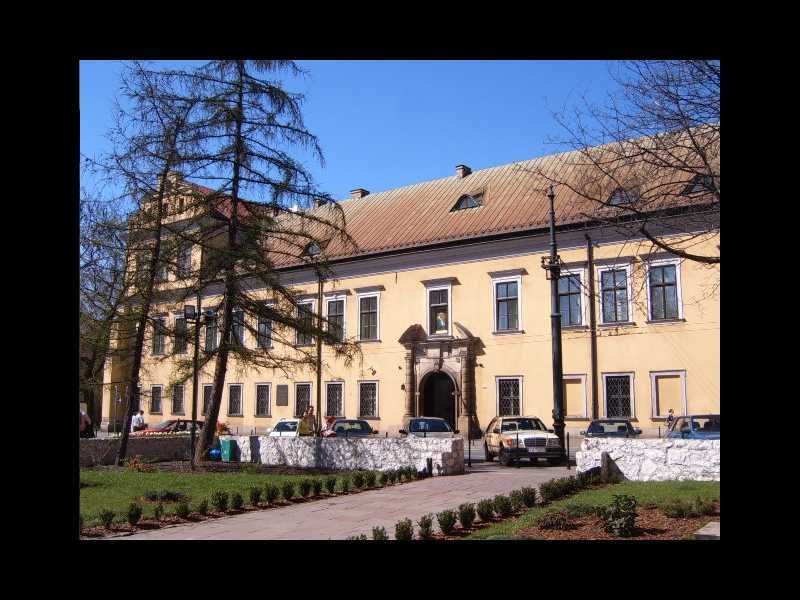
[452,192,483,211]
[607,187,639,206]
[681,174,715,196]
[302,240,326,258]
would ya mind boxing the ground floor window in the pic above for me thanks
[172,384,184,414]
[358,381,378,418]
[326,382,344,417]
[150,385,163,414]
[563,375,587,418]
[202,384,213,415]
[256,384,271,417]
[604,373,634,418]
[497,377,521,416]
[295,383,311,417]
[228,384,243,416]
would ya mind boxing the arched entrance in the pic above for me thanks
[420,371,456,431]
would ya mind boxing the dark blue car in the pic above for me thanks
[666,414,720,440]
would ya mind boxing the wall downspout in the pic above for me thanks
[586,234,599,420]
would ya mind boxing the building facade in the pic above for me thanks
[102,156,720,437]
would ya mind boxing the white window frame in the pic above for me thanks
[645,258,684,321]
[601,372,636,419]
[150,384,164,415]
[425,282,452,337]
[325,294,347,343]
[171,383,185,415]
[295,299,316,347]
[254,382,272,417]
[325,380,345,418]
[294,382,313,417]
[357,380,379,419]
[563,374,588,419]
[228,383,243,417]
[650,370,687,418]
[558,267,587,327]
[201,383,214,416]
[495,376,523,417]
[597,263,634,325]
[356,292,381,342]
[491,274,523,333]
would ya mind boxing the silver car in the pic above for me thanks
[399,417,459,438]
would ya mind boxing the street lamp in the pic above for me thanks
[540,185,566,457]
[305,241,324,436]
[184,296,202,470]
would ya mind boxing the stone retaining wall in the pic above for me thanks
[576,438,720,481]
[224,436,465,475]
[80,435,191,467]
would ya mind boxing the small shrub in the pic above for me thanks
[378,471,389,487]
[249,487,262,506]
[352,471,365,489]
[372,526,389,540]
[127,503,143,526]
[539,477,579,503]
[564,503,604,518]
[458,503,476,530]
[299,479,313,498]
[174,502,191,519]
[577,470,602,488]
[493,495,513,518]
[510,490,526,513]
[153,503,165,520]
[340,476,351,493]
[660,499,699,518]
[364,471,377,488]
[694,496,716,516]
[519,486,537,508]
[195,499,209,516]
[602,494,638,537]
[437,510,458,535]
[476,499,495,521]
[211,490,229,512]
[231,492,244,510]
[417,514,434,539]
[324,476,337,494]
[312,479,323,497]
[395,518,414,541]
[387,469,397,484]
[536,508,571,530]
[142,490,186,503]
[264,484,279,504]
[99,509,115,529]
[346,534,368,540]
[281,481,296,502]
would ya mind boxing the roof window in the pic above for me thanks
[607,187,639,206]
[452,192,484,211]
[681,174,715,196]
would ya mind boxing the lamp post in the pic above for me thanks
[541,185,566,454]
[305,242,324,436]
[184,292,202,470]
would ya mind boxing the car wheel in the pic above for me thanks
[499,448,511,467]
[484,442,494,462]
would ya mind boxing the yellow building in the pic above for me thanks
[102,153,720,438]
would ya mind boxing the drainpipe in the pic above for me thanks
[586,234,599,420]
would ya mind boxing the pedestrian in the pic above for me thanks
[131,409,145,433]
[79,410,94,438]
[302,405,317,436]
[666,408,675,430]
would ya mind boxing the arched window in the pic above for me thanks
[451,192,484,211]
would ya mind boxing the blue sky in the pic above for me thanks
[80,60,617,201]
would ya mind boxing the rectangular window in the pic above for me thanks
[228,384,242,416]
[255,384,271,417]
[359,295,378,340]
[563,375,587,418]
[604,374,634,418]
[229,310,244,345]
[257,313,272,349]
[202,384,213,415]
[204,314,218,352]
[649,264,679,321]
[358,382,378,418]
[600,268,629,323]
[276,384,289,407]
[174,317,187,354]
[177,242,192,279]
[428,288,449,335]
[295,383,311,417]
[497,377,521,416]
[296,302,314,346]
[651,371,686,418]
[327,299,345,342]
[172,384,185,414]
[150,385,163,414]
[495,281,519,331]
[152,317,166,355]
[326,382,344,417]
[558,273,582,326]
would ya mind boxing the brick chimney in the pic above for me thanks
[455,165,472,178]
[350,188,370,200]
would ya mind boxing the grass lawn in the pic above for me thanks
[466,480,720,540]
[80,468,353,527]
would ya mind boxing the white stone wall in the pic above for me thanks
[576,438,720,481]
[224,436,465,475]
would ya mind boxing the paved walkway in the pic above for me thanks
[119,462,573,540]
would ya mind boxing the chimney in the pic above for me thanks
[455,165,471,178]
[350,188,370,200]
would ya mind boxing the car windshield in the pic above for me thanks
[334,421,372,434]
[154,421,174,430]
[410,419,452,433]
[274,421,298,432]
[589,421,631,434]
[502,418,546,432]
[691,416,720,432]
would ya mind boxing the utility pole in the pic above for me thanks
[315,269,323,435]
[541,185,566,452]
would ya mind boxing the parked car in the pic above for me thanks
[266,418,313,437]
[667,414,720,439]
[132,419,204,436]
[322,419,379,438]
[484,416,563,466]
[399,417,458,438]
[580,419,642,438]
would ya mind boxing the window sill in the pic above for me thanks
[561,325,589,331]
[564,416,590,421]
[492,329,525,336]
[295,344,315,348]
[172,412,185,416]
[227,414,244,418]
[358,416,380,421]
[150,412,162,416]
[598,321,637,328]
[255,414,272,418]
[357,339,382,344]
[428,334,454,340]
[645,318,686,325]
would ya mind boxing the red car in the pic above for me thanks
[133,419,204,435]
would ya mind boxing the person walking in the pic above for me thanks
[131,409,145,433]
[79,410,94,438]
[666,408,676,431]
